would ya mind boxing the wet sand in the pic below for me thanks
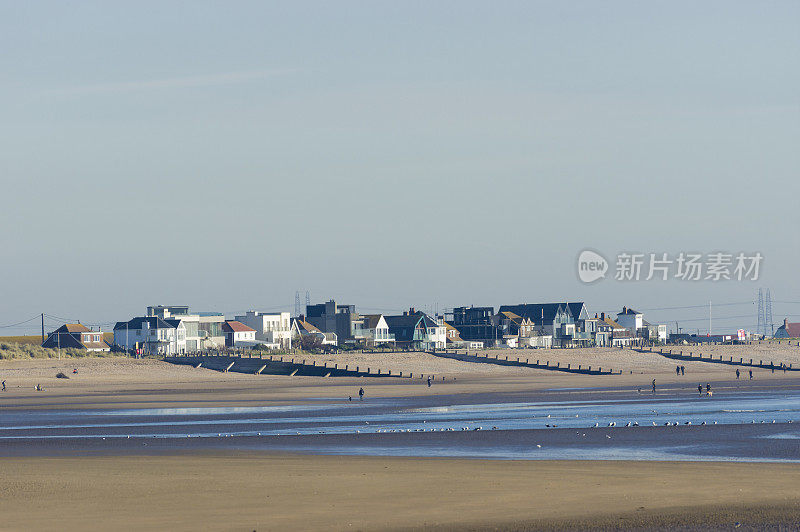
[1,454,799,531]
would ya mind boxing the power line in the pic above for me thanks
[640,301,753,312]
[0,315,42,329]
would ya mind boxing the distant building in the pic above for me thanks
[495,311,552,348]
[235,311,292,349]
[354,314,394,346]
[147,305,225,351]
[450,306,497,345]
[642,320,668,343]
[497,303,590,347]
[305,300,361,345]
[385,309,446,350]
[774,319,800,339]
[291,317,337,346]
[598,313,633,347]
[42,324,109,352]
[616,306,643,331]
[222,321,256,347]
[113,317,186,355]
[616,306,666,344]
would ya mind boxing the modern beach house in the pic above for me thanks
[234,311,292,349]
[146,305,226,351]
[113,316,186,355]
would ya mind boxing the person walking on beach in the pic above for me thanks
[680,365,685,376]
[706,383,711,394]
[749,369,753,380]
[652,379,656,394]
[698,383,703,396]
[358,387,364,400]
[427,376,432,388]
[1,380,5,391]
[736,368,740,380]
[676,365,680,377]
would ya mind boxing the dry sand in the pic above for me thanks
[0,454,798,531]
[1,345,798,410]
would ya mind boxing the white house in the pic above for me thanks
[235,311,292,349]
[616,307,643,332]
[222,320,257,347]
[146,305,225,351]
[355,314,394,345]
[113,317,186,355]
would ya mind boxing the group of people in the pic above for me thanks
[735,368,753,380]
[698,382,712,396]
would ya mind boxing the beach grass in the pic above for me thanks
[0,341,118,360]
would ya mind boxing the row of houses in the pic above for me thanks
[93,302,446,355]
[446,303,667,349]
[57,299,796,355]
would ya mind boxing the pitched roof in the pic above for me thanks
[222,320,255,333]
[292,318,322,334]
[601,316,625,329]
[42,327,108,350]
[567,302,588,321]
[618,307,641,315]
[778,322,800,338]
[497,303,572,323]
[443,322,464,341]
[361,314,385,330]
[55,323,91,333]
[113,316,176,331]
[385,313,437,341]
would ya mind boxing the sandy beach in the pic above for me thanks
[2,348,799,530]
[1,454,799,531]
[1,345,798,410]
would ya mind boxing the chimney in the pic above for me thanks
[622,306,627,314]
[601,312,605,320]
[785,318,789,328]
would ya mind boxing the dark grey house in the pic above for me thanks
[305,299,358,345]
[449,306,497,345]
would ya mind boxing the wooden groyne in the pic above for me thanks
[164,353,446,380]
[641,347,798,372]
[427,350,621,375]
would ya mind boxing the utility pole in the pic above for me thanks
[709,301,712,336]
[41,313,45,345]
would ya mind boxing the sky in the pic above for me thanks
[1,1,798,335]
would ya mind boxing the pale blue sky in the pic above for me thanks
[1,1,798,334]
